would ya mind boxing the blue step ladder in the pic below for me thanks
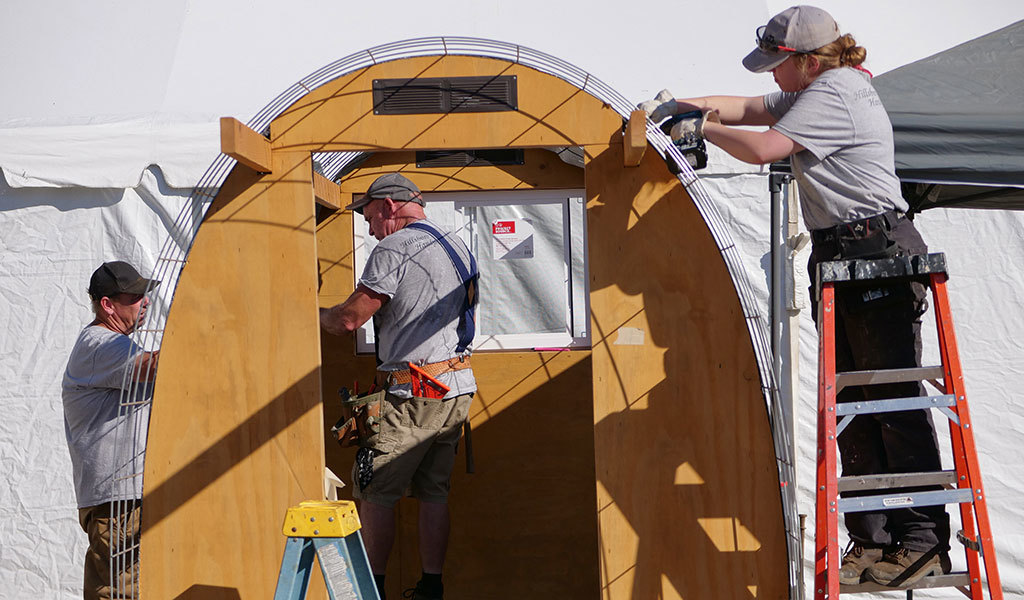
[274,500,381,600]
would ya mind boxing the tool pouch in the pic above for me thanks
[333,389,388,447]
[836,213,901,260]
[837,230,897,260]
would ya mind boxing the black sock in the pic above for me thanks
[418,572,443,596]
[374,573,386,600]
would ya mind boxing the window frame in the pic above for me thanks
[351,188,590,353]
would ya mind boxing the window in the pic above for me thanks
[353,189,589,352]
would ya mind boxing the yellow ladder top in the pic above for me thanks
[282,500,362,538]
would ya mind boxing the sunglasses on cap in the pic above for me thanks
[756,25,801,54]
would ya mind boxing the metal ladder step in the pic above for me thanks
[840,572,971,594]
[834,394,961,437]
[838,487,974,513]
[838,470,959,493]
[835,394,955,416]
[836,366,944,391]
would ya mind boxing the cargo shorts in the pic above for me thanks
[353,392,472,506]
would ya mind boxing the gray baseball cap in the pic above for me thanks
[743,5,841,73]
[344,173,425,213]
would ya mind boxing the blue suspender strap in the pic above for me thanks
[406,221,479,353]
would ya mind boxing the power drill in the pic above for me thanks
[660,110,709,173]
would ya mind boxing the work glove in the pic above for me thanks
[637,89,678,123]
[669,109,721,143]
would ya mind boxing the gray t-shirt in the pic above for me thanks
[62,326,151,508]
[360,219,477,399]
[764,67,908,230]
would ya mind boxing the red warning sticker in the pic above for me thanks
[492,221,516,235]
[491,218,534,260]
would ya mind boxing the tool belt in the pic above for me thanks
[376,356,472,387]
[332,389,387,448]
[810,210,904,260]
[333,380,478,475]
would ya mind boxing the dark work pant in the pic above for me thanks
[809,217,950,552]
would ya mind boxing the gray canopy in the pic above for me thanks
[874,20,1024,211]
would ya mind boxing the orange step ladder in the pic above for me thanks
[814,253,1001,599]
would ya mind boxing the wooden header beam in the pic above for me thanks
[313,172,342,211]
[623,110,647,167]
[220,117,273,173]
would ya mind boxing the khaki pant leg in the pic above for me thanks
[78,503,141,600]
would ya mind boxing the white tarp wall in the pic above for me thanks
[2,1,1024,598]
[0,169,191,595]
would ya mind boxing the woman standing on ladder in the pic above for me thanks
[637,4,948,587]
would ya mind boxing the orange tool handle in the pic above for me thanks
[408,362,451,399]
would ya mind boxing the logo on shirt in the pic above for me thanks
[492,221,516,235]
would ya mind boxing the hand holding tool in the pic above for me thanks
[637,89,678,123]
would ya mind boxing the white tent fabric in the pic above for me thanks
[0,168,189,596]
[0,117,219,189]
[3,1,1024,598]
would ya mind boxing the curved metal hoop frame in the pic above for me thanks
[111,36,799,597]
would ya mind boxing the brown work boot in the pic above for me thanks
[865,547,943,586]
[839,543,883,585]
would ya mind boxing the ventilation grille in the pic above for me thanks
[416,149,525,168]
[373,76,517,114]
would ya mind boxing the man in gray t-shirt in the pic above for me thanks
[62,261,159,600]
[320,173,477,600]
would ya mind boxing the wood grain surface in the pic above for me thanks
[141,151,325,599]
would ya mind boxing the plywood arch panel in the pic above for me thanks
[141,43,790,600]
[270,55,622,153]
